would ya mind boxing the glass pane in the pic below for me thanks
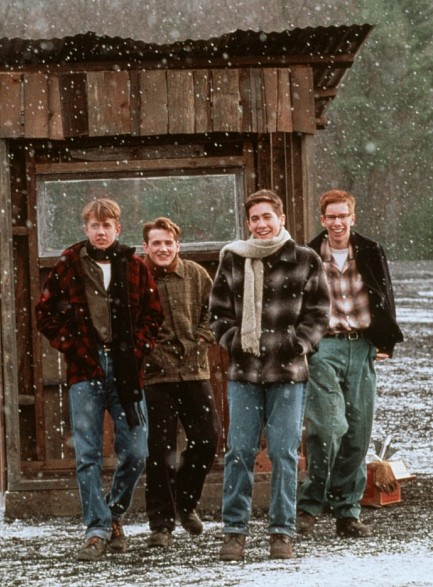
[37,172,243,257]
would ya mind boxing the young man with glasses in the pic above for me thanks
[297,189,403,538]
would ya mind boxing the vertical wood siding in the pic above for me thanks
[0,67,315,139]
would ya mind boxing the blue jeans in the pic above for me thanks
[222,381,306,536]
[69,349,148,541]
[298,336,376,519]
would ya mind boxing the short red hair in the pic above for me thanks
[319,190,356,215]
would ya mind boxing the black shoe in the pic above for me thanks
[336,517,372,538]
[296,511,317,535]
[178,509,203,535]
[147,527,173,548]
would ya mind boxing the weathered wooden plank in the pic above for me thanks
[87,71,131,136]
[262,68,278,133]
[167,70,195,134]
[48,75,64,140]
[290,65,316,134]
[23,73,49,138]
[43,385,73,461]
[87,71,105,135]
[139,70,168,136]
[239,69,253,133]
[193,70,212,133]
[211,69,241,132]
[0,73,22,137]
[59,73,89,137]
[25,150,48,462]
[129,70,141,136]
[40,339,67,387]
[290,131,311,242]
[105,70,131,136]
[256,134,271,189]
[276,68,293,132]
[35,155,245,175]
[242,139,256,197]
[0,140,22,487]
[249,69,265,133]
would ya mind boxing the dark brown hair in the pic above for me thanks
[244,189,284,218]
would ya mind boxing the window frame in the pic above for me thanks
[35,156,246,259]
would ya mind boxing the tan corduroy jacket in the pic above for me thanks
[143,258,214,384]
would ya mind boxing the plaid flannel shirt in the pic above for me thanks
[320,239,371,333]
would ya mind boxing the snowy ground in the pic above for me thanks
[1,260,432,587]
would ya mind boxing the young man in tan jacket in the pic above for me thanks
[142,217,221,548]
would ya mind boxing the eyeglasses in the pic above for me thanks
[323,213,352,221]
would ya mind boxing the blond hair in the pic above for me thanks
[81,198,121,224]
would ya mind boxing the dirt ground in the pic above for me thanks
[0,260,432,586]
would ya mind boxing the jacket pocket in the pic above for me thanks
[260,325,296,363]
[143,346,166,375]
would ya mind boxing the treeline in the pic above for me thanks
[314,0,433,259]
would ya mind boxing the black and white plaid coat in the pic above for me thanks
[209,239,330,384]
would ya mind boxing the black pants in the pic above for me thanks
[144,380,221,531]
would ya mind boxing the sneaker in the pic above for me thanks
[296,510,317,535]
[336,517,372,538]
[269,534,293,559]
[109,519,127,553]
[219,533,246,561]
[76,536,107,562]
[178,509,203,535]
[147,527,173,548]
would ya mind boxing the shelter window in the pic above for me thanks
[36,161,244,258]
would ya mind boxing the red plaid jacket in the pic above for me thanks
[35,241,163,386]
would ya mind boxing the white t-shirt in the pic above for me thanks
[96,262,111,290]
[330,248,349,272]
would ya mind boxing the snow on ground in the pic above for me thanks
[1,512,432,587]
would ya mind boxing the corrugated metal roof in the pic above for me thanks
[0,25,372,67]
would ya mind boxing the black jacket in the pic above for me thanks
[308,230,403,357]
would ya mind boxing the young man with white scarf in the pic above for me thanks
[209,189,330,561]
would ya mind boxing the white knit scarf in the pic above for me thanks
[220,228,292,356]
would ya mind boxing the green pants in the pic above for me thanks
[298,335,376,519]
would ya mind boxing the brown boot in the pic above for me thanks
[109,519,127,553]
[76,536,107,562]
[296,510,317,535]
[219,533,246,561]
[147,527,173,548]
[178,509,203,535]
[269,534,293,559]
[336,517,372,538]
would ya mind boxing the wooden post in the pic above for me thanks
[0,139,22,490]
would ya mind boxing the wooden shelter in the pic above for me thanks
[0,25,372,518]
